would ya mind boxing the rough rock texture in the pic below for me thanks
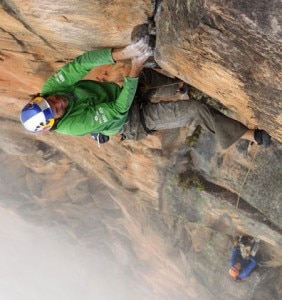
[156,0,282,141]
[0,0,152,97]
[0,1,281,299]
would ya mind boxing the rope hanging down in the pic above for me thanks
[236,146,260,210]
[232,146,260,239]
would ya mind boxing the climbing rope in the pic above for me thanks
[235,145,260,210]
[232,145,260,240]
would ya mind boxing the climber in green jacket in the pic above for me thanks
[21,37,152,136]
[20,37,271,149]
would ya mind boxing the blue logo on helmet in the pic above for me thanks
[20,97,55,132]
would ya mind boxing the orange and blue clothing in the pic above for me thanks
[230,246,257,280]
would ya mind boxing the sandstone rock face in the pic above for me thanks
[156,0,282,141]
[0,1,281,299]
[0,0,152,97]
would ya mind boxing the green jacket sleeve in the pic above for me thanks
[110,77,138,113]
[42,49,115,95]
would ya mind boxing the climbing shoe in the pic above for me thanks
[179,83,189,94]
[254,129,272,147]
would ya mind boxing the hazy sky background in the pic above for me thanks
[0,207,148,300]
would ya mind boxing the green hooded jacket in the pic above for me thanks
[41,49,138,136]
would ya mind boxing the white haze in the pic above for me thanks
[0,207,147,300]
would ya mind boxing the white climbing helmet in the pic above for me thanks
[20,96,55,132]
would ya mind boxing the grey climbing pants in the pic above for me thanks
[121,69,248,149]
